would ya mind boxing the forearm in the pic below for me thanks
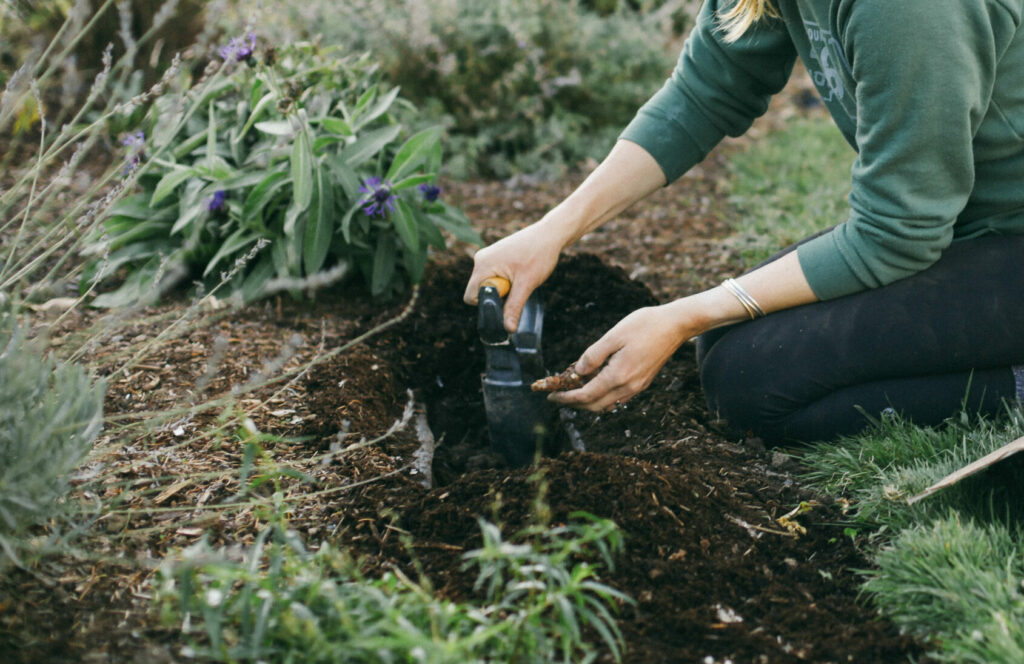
[670,251,819,337]
[537,139,667,250]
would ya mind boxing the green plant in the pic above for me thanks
[800,408,1024,530]
[253,0,677,178]
[155,505,630,662]
[82,40,480,307]
[0,314,105,566]
[865,515,1024,663]
[463,512,630,661]
[798,407,1024,661]
[0,0,236,308]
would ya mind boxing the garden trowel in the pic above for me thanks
[478,277,550,466]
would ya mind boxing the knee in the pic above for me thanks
[698,327,794,443]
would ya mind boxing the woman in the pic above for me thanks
[463,0,1024,444]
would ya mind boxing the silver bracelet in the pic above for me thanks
[722,278,766,320]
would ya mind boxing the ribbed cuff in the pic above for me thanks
[618,114,707,185]
[796,230,867,301]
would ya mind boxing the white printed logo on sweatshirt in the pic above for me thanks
[803,19,852,103]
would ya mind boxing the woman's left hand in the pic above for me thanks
[548,302,699,412]
[547,251,819,412]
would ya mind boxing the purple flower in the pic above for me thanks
[359,177,395,218]
[123,155,141,175]
[121,130,145,149]
[418,183,442,202]
[122,130,145,174]
[219,34,256,62]
[206,190,227,212]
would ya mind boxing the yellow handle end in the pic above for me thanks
[481,276,511,297]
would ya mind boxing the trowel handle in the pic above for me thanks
[478,279,509,346]
[481,276,511,297]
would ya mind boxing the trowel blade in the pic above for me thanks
[482,380,549,467]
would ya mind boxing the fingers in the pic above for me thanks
[462,272,531,332]
[462,270,491,305]
[549,373,637,413]
[573,332,621,377]
[463,279,478,305]
[546,313,670,412]
[463,226,562,323]
[501,285,532,333]
[463,248,500,305]
[463,226,558,307]
[548,341,636,412]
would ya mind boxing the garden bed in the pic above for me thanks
[2,249,928,663]
[1,74,931,660]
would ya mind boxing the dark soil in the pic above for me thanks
[303,254,928,663]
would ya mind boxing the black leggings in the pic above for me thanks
[695,234,1024,444]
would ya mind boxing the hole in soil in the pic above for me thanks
[386,253,692,485]
[305,252,703,482]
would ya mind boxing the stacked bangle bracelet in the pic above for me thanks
[722,278,766,320]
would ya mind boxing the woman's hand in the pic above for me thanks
[549,301,703,412]
[550,251,821,412]
[463,223,565,333]
[463,140,669,333]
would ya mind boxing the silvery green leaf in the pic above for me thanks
[303,165,334,275]
[391,199,419,253]
[352,86,401,132]
[370,235,395,295]
[150,167,197,207]
[340,125,402,169]
[203,228,259,277]
[254,120,295,137]
[235,92,277,144]
[291,129,314,210]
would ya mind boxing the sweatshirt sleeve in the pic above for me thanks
[619,0,797,183]
[796,0,1016,300]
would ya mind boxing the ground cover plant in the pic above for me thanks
[156,492,629,663]
[800,413,1024,662]
[1,2,1018,663]
[0,314,105,567]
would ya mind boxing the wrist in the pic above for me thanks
[666,288,752,338]
[535,203,589,252]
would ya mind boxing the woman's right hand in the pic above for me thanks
[463,222,564,333]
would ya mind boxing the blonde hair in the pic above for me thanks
[718,0,779,43]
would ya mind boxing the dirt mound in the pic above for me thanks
[306,254,930,663]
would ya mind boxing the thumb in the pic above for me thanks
[573,335,619,376]
[463,277,481,305]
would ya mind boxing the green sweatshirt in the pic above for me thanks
[620,0,1024,300]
